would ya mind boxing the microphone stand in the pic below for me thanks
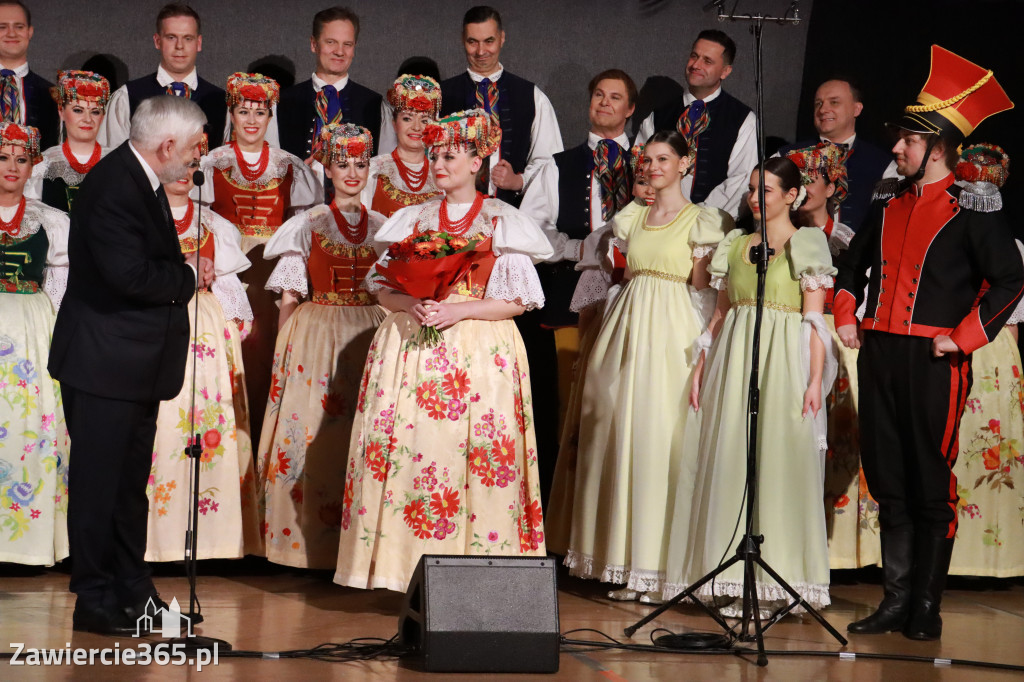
[624,1,846,665]
[168,168,232,653]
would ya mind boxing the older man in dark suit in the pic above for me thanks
[49,95,213,636]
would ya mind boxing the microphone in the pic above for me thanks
[193,169,205,186]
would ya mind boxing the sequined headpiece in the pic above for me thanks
[313,122,373,166]
[786,141,850,205]
[0,123,41,164]
[54,70,110,108]
[386,74,442,119]
[225,72,280,109]
[421,108,500,158]
[955,142,1009,189]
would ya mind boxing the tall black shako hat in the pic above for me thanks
[888,45,1013,180]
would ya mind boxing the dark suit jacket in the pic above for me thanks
[48,143,196,402]
[23,70,60,149]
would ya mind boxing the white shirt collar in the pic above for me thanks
[468,64,504,83]
[684,86,722,105]
[156,65,198,90]
[0,62,28,77]
[312,72,349,92]
[587,131,630,151]
[128,142,161,192]
[822,133,857,147]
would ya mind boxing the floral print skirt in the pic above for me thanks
[334,296,545,592]
[258,300,385,568]
[0,292,70,566]
[145,292,261,561]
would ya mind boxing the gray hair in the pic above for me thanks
[129,95,206,152]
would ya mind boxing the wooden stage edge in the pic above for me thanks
[2,559,1023,680]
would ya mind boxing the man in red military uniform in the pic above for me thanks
[835,45,1020,641]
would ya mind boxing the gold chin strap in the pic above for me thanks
[905,70,993,113]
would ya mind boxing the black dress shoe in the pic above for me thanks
[122,595,171,633]
[72,604,137,636]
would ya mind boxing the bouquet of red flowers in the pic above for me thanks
[374,231,493,346]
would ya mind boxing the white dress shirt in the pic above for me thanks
[130,142,196,280]
[636,86,757,219]
[463,65,563,195]
[100,66,200,149]
[0,61,29,125]
[520,131,630,263]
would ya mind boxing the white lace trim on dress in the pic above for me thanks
[564,550,666,593]
[661,579,831,611]
[569,269,611,313]
[485,253,545,310]
[710,275,728,291]
[692,244,715,260]
[800,273,834,292]
[211,275,253,321]
[43,265,68,311]
[266,253,308,296]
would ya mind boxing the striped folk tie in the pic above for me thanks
[676,100,709,162]
[0,69,22,123]
[165,81,191,99]
[315,84,344,138]
[594,140,630,222]
[475,79,501,152]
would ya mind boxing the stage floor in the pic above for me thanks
[2,561,1023,680]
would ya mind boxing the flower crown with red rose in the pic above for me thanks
[955,142,1009,189]
[421,108,500,158]
[225,72,280,109]
[785,141,851,205]
[386,74,442,119]
[313,122,373,165]
[0,123,41,163]
[52,70,110,108]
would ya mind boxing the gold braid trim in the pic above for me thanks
[905,70,993,113]
[734,298,801,313]
[632,269,688,283]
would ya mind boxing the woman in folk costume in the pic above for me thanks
[258,124,388,568]
[144,171,260,561]
[785,142,875,570]
[26,71,110,213]
[0,123,71,565]
[564,131,731,602]
[360,74,442,218]
[946,143,1024,577]
[333,109,553,591]
[663,157,837,614]
[546,143,652,554]
[201,72,320,442]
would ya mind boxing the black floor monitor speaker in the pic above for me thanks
[399,554,560,673]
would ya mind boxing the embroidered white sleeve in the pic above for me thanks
[265,253,308,296]
[569,269,611,313]
[692,244,715,260]
[43,265,69,311]
[211,274,254,321]
[800,273,834,292]
[710,274,728,291]
[486,253,546,309]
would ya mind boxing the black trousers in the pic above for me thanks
[858,332,972,540]
[514,308,560,509]
[64,385,159,609]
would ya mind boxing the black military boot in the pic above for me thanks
[848,528,914,634]
[903,534,955,641]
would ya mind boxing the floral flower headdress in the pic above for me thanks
[313,122,373,166]
[387,74,442,119]
[53,70,110,108]
[955,142,1009,189]
[422,108,500,158]
[630,143,647,178]
[785,141,850,205]
[0,123,41,164]
[225,72,280,109]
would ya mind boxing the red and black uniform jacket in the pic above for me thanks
[834,173,1024,354]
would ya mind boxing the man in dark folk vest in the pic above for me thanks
[0,1,58,147]
[636,29,755,219]
[837,46,1020,642]
[276,5,383,171]
[99,3,225,150]
[778,78,896,232]
[440,5,563,207]
[520,69,637,505]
